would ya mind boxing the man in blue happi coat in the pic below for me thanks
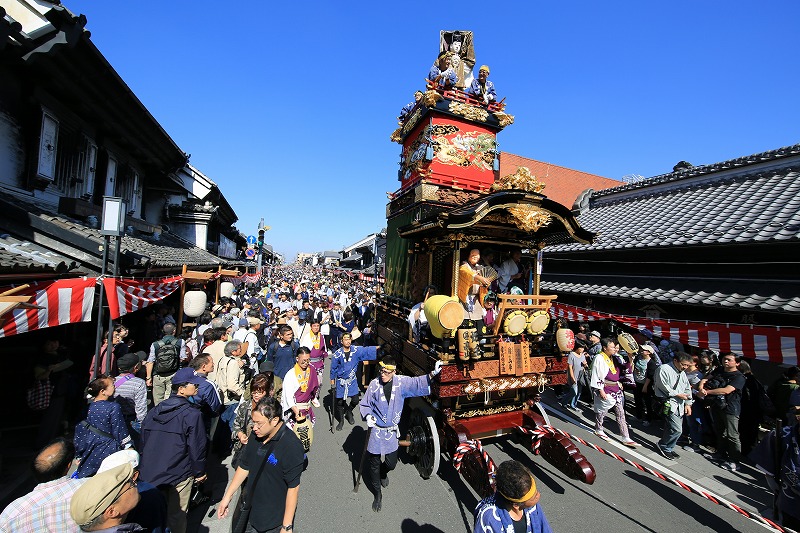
[359,355,442,512]
[466,65,497,106]
[428,51,457,90]
[329,332,379,431]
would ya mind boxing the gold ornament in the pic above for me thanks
[494,111,515,127]
[448,101,489,122]
[491,166,546,194]
[508,206,552,232]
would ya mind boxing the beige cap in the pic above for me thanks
[248,316,263,326]
[70,463,134,526]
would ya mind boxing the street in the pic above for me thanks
[191,371,772,533]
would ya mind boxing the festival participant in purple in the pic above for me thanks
[589,338,638,448]
[281,347,319,454]
[330,332,379,431]
[359,356,443,512]
[473,460,553,533]
[298,320,327,407]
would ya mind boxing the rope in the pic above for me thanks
[452,439,497,490]
[517,425,792,533]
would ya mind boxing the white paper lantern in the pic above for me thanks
[220,282,235,298]
[183,289,207,318]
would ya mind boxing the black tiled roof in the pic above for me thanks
[0,234,79,274]
[541,279,800,314]
[0,196,225,272]
[548,144,800,252]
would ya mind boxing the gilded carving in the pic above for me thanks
[433,131,496,171]
[494,111,515,127]
[390,127,403,144]
[415,182,440,202]
[448,101,489,122]
[402,108,423,136]
[491,166,546,194]
[423,90,443,107]
[508,206,552,232]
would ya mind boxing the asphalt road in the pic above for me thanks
[190,376,771,533]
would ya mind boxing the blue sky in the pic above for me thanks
[64,1,800,261]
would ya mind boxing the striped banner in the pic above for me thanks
[550,302,799,365]
[103,275,183,319]
[0,278,97,338]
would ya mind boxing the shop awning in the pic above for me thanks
[550,302,798,365]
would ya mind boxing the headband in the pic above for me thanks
[379,361,396,371]
[498,474,537,503]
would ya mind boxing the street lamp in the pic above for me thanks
[93,196,126,378]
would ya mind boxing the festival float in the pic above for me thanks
[376,30,597,497]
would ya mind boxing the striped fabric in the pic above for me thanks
[103,274,183,319]
[550,302,799,365]
[0,278,96,338]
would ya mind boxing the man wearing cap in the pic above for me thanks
[466,65,497,106]
[98,451,168,533]
[0,438,85,532]
[474,460,553,533]
[113,352,148,449]
[587,330,602,360]
[69,463,141,532]
[139,367,207,533]
[234,316,264,369]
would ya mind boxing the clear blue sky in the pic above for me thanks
[64,1,800,261]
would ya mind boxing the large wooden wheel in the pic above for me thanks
[404,398,441,479]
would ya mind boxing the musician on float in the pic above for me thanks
[457,249,493,346]
[399,91,424,123]
[466,64,497,106]
[428,51,458,90]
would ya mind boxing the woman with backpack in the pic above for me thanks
[73,376,132,477]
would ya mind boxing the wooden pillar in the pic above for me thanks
[177,264,187,332]
[451,240,461,298]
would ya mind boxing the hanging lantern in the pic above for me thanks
[556,328,575,352]
[617,332,639,354]
[220,281,235,298]
[183,289,207,318]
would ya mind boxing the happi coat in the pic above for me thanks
[330,345,378,398]
[474,493,553,533]
[359,374,430,454]
[281,365,320,427]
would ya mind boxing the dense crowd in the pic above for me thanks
[2,263,799,532]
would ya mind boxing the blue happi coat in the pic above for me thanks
[474,493,553,533]
[359,374,430,454]
[330,345,378,398]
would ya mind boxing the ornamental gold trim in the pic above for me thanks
[449,101,489,122]
[508,206,552,232]
[494,111,515,127]
[491,166,546,194]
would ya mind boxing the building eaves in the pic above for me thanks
[541,277,800,314]
[0,233,79,274]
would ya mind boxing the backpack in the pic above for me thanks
[154,336,180,375]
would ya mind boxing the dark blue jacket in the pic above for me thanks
[140,395,206,487]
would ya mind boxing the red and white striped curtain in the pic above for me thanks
[103,275,183,320]
[0,278,96,338]
[550,302,799,365]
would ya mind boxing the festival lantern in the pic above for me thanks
[183,288,207,318]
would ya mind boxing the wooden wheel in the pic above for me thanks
[405,399,441,479]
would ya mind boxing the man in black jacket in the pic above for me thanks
[140,367,207,533]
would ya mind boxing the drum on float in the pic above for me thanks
[424,295,464,339]
[526,310,550,335]
[503,310,528,336]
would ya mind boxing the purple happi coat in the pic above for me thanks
[359,374,430,454]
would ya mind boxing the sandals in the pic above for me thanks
[594,431,611,441]
[622,439,639,448]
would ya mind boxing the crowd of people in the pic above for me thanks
[2,262,799,532]
[555,323,800,528]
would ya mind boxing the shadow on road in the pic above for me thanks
[401,518,446,532]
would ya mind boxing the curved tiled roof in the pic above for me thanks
[547,165,800,253]
[0,234,79,274]
[541,280,800,314]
